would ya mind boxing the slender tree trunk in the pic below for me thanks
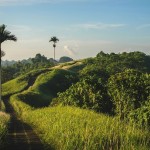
[0,43,2,110]
[54,47,55,60]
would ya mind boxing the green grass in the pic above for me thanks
[2,68,50,97]
[10,96,150,150]
[6,60,150,149]
[0,100,6,112]
[0,111,10,149]
[55,60,85,73]
[10,69,77,108]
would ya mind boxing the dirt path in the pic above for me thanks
[3,99,44,150]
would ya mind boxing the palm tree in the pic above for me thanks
[49,36,59,60]
[1,50,5,57]
[0,24,17,110]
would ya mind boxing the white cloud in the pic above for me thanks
[64,45,77,56]
[74,23,126,30]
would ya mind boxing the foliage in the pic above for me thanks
[52,74,112,114]
[0,24,17,44]
[9,96,150,150]
[1,50,5,57]
[84,51,150,75]
[59,56,73,63]
[108,69,150,119]
[2,54,54,83]
[2,68,50,97]
[118,51,150,73]
[6,51,150,149]
[10,69,78,108]
[0,100,6,112]
[128,98,150,130]
[0,111,10,149]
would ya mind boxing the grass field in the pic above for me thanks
[0,111,10,148]
[8,69,77,108]
[10,95,150,150]
[2,68,50,97]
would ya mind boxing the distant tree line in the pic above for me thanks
[2,54,73,83]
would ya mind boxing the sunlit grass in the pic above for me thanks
[2,68,50,97]
[10,96,150,150]
[0,111,10,148]
[10,69,77,108]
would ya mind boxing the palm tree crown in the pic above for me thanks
[0,24,17,57]
[49,36,59,60]
[0,24,17,44]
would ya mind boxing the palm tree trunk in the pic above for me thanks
[0,43,1,110]
[54,47,55,60]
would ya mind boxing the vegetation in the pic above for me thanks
[0,111,10,148]
[52,51,150,128]
[49,36,59,60]
[1,53,54,83]
[9,95,150,150]
[0,100,6,112]
[0,24,17,58]
[108,69,150,119]
[2,68,50,97]
[0,24,17,110]
[1,50,5,57]
[59,56,73,63]
[128,98,150,130]
[9,69,78,108]
[2,51,150,149]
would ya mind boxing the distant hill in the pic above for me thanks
[1,60,16,67]
[2,54,73,67]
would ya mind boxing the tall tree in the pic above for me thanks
[1,50,5,57]
[49,36,59,60]
[0,24,17,109]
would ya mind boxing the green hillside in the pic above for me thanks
[2,68,50,97]
[14,69,77,108]
[2,52,150,149]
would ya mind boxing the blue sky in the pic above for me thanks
[0,0,150,60]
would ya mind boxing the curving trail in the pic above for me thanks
[2,69,53,149]
[3,98,44,150]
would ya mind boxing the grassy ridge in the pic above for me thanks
[10,69,77,108]
[2,68,50,97]
[2,61,83,98]
[10,96,150,150]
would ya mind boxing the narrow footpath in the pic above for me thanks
[3,98,44,150]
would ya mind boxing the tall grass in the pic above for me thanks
[0,111,10,148]
[10,95,150,150]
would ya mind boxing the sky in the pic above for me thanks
[0,0,150,60]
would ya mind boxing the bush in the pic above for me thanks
[52,76,112,114]
[128,98,150,130]
[108,69,150,119]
